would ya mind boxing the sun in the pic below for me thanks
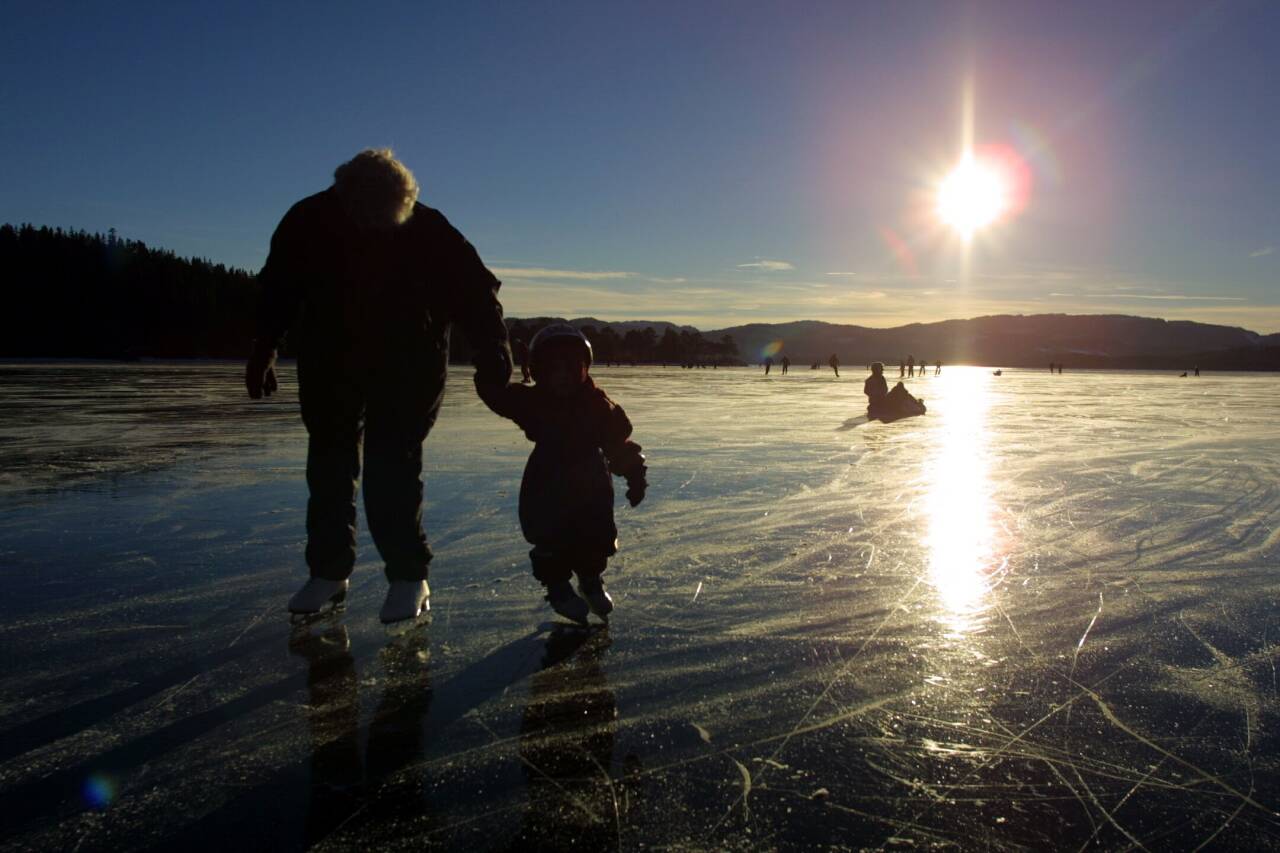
[937,154,1009,239]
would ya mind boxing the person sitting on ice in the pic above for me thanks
[864,362,889,415]
[864,362,925,421]
[476,324,647,625]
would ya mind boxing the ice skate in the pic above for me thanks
[578,575,614,620]
[546,580,590,626]
[287,578,349,616]
[380,580,430,625]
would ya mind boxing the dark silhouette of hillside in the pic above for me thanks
[705,315,1280,370]
[1,222,1273,370]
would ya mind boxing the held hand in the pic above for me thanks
[474,345,513,389]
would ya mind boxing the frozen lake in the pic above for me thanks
[1,362,1278,850]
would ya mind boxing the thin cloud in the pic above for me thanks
[1250,246,1275,258]
[736,259,794,272]
[824,271,859,277]
[1108,294,1245,302]
[492,266,633,280]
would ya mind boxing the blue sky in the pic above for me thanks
[2,1,1277,331]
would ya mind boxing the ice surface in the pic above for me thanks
[1,362,1278,850]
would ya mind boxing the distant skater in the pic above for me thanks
[899,360,905,378]
[247,148,513,624]
[828,353,840,377]
[907,354,915,377]
[476,324,647,625]
[781,355,790,374]
[1049,362,1055,373]
[763,356,773,375]
[1194,365,1200,376]
[934,360,941,376]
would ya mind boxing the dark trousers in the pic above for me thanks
[528,546,608,585]
[299,360,444,582]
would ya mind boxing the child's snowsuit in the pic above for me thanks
[477,376,644,584]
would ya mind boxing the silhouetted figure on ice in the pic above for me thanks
[864,362,925,422]
[907,354,915,377]
[763,357,773,375]
[1194,365,1200,376]
[934,360,941,376]
[781,355,790,374]
[476,324,647,626]
[246,148,512,624]
[828,353,840,377]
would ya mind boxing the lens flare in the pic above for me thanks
[761,340,784,358]
[83,773,117,809]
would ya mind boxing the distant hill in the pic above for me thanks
[509,317,700,336]
[501,313,1280,370]
[697,314,1278,369]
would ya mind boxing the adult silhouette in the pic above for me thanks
[246,149,512,623]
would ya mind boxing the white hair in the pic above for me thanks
[332,148,419,229]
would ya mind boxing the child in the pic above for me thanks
[476,324,647,624]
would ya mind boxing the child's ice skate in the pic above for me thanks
[577,575,614,621]
[287,578,349,619]
[545,580,590,626]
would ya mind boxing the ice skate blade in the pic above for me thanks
[287,600,346,625]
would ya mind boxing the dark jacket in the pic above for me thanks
[477,376,644,554]
[255,189,509,379]
[864,373,887,402]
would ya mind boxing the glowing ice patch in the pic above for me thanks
[83,773,116,809]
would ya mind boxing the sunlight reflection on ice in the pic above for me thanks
[923,368,1006,636]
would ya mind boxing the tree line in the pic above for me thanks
[0,223,259,358]
[0,224,740,364]
[506,319,739,367]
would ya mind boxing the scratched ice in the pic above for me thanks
[1,363,1278,850]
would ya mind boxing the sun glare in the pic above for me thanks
[937,155,1009,239]
[923,368,1007,636]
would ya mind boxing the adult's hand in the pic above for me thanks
[474,343,513,390]
[246,343,278,399]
